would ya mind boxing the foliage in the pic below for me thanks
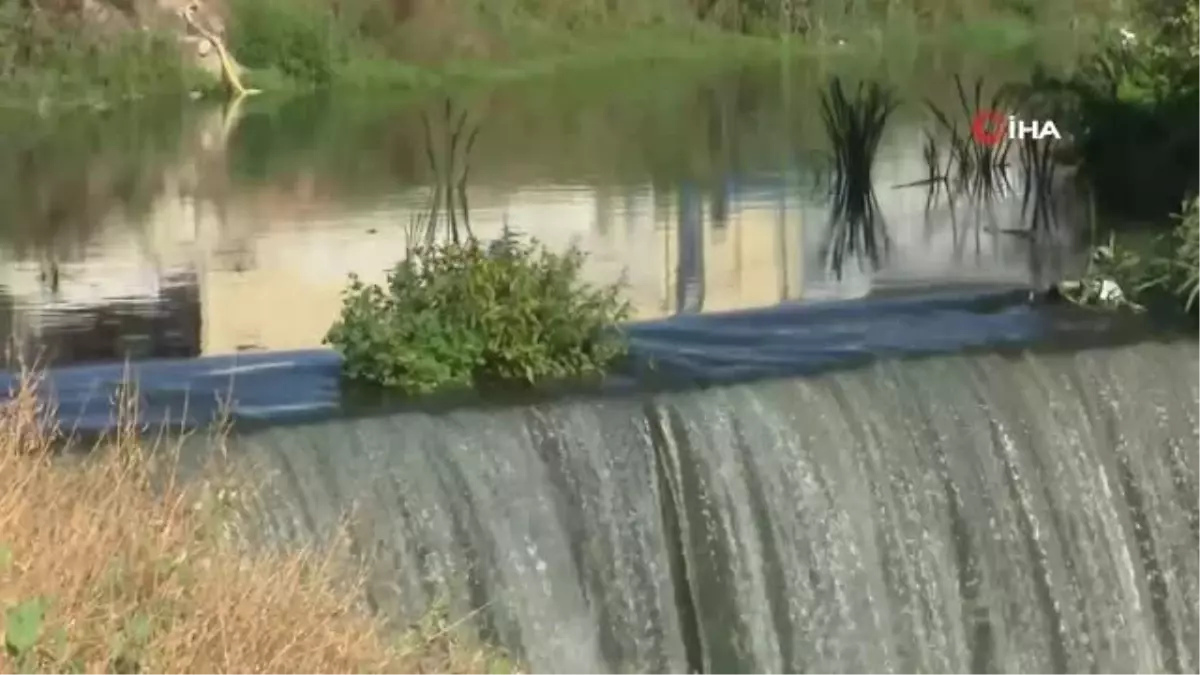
[688,0,1123,38]
[1117,196,1200,314]
[1062,196,1199,317]
[0,4,205,111]
[924,75,1016,198]
[226,0,354,88]
[0,375,517,673]
[1029,0,1198,220]
[324,231,631,394]
[0,0,1133,106]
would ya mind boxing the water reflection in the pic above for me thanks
[819,78,898,279]
[0,61,1090,367]
[0,270,201,365]
[676,181,705,314]
[417,98,482,244]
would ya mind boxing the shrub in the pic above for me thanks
[1133,195,1200,313]
[226,0,353,88]
[0,374,514,673]
[1062,196,1199,317]
[0,5,204,109]
[324,231,632,394]
[1030,0,1198,220]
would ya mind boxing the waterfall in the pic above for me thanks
[213,340,1199,673]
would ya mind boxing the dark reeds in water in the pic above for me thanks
[913,75,1073,240]
[924,75,1015,201]
[1018,133,1060,232]
[820,77,898,278]
[415,97,482,245]
[1008,75,1072,233]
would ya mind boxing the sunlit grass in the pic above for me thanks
[0,370,515,674]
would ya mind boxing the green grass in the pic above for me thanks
[0,377,517,674]
[0,5,212,114]
[0,0,1130,112]
[222,0,1120,93]
[1061,196,1199,320]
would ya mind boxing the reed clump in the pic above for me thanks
[819,77,897,277]
[0,373,512,674]
[923,75,1016,200]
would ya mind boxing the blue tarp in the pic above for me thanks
[0,287,1163,435]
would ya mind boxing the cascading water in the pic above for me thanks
[201,340,1198,673]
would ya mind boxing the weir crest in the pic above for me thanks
[200,340,1200,673]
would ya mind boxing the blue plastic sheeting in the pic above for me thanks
[0,288,1155,434]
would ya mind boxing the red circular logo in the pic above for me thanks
[970,109,1007,146]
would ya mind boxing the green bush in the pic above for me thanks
[0,5,204,109]
[323,232,632,394]
[226,0,353,87]
[1064,196,1199,317]
[1031,0,1198,220]
[1131,195,1200,313]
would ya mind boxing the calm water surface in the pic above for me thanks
[0,56,1090,367]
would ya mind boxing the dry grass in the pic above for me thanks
[0,373,511,674]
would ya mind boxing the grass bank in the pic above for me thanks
[0,0,1131,112]
[0,2,207,114]
[220,0,1132,92]
[0,374,512,673]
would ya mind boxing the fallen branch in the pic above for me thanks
[181,2,260,98]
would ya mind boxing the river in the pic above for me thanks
[0,54,1087,367]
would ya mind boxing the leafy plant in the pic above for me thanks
[226,0,353,87]
[1062,196,1199,317]
[1030,0,1199,220]
[2,595,79,673]
[0,4,205,111]
[5,597,46,665]
[324,230,632,394]
[1136,195,1200,313]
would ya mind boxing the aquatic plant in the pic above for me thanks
[418,98,481,246]
[819,77,897,278]
[1016,134,1059,232]
[1060,196,1199,316]
[924,75,1016,201]
[325,230,631,394]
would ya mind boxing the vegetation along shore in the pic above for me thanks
[0,374,519,673]
[1,0,1144,112]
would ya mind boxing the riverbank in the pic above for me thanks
[0,374,515,673]
[0,0,1126,114]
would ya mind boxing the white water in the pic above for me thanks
[210,341,1198,673]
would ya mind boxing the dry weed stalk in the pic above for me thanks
[0,370,508,674]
